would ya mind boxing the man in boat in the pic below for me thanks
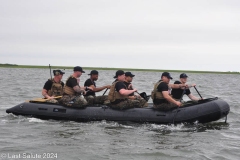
[108,70,146,109]
[42,69,65,103]
[124,71,147,107]
[84,70,111,105]
[60,66,93,107]
[171,73,201,101]
[151,72,187,110]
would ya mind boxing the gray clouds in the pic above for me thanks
[1,0,240,71]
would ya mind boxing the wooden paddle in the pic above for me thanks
[27,96,62,102]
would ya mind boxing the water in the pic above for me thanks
[0,68,240,160]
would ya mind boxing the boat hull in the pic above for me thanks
[6,98,230,124]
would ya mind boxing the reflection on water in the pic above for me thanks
[0,68,240,159]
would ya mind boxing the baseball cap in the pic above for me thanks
[161,72,173,79]
[73,66,85,73]
[53,69,65,76]
[88,70,99,75]
[113,70,125,78]
[180,73,188,78]
[125,72,135,77]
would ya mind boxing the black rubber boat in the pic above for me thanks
[6,97,230,124]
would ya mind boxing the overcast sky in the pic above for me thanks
[1,0,239,71]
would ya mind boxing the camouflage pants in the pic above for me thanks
[109,98,147,109]
[153,102,178,111]
[60,95,87,108]
[84,95,108,105]
[136,97,148,107]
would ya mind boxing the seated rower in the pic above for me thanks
[108,70,145,109]
[151,72,187,111]
[171,73,201,101]
[84,70,111,105]
[60,66,93,107]
[42,69,65,103]
[124,71,147,107]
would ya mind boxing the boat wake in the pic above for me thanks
[143,121,230,134]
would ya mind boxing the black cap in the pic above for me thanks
[161,72,173,79]
[125,72,135,77]
[73,66,85,73]
[88,70,98,75]
[113,70,125,78]
[53,70,65,76]
[180,73,188,78]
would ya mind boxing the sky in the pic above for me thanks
[0,0,240,71]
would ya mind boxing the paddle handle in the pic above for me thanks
[194,86,203,99]
[102,88,108,96]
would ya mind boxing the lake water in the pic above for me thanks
[0,68,240,160]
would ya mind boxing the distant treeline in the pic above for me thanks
[0,64,239,74]
[0,63,18,66]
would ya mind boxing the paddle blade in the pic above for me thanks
[139,92,150,102]
[28,96,62,103]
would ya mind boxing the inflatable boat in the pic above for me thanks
[6,97,229,124]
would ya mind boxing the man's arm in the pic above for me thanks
[42,80,53,98]
[162,91,182,106]
[73,85,93,95]
[119,88,137,96]
[73,85,86,94]
[169,83,186,89]
[188,94,201,101]
[42,89,52,99]
[90,85,111,92]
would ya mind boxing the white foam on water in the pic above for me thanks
[1,119,8,124]
[4,113,20,119]
[149,123,197,132]
[28,117,46,123]
[119,124,135,129]
[96,120,135,129]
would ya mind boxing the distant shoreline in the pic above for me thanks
[0,63,239,74]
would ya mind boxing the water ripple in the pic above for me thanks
[0,68,240,159]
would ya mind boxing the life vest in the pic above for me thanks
[108,81,128,102]
[151,81,170,101]
[47,78,64,97]
[63,76,77,96]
